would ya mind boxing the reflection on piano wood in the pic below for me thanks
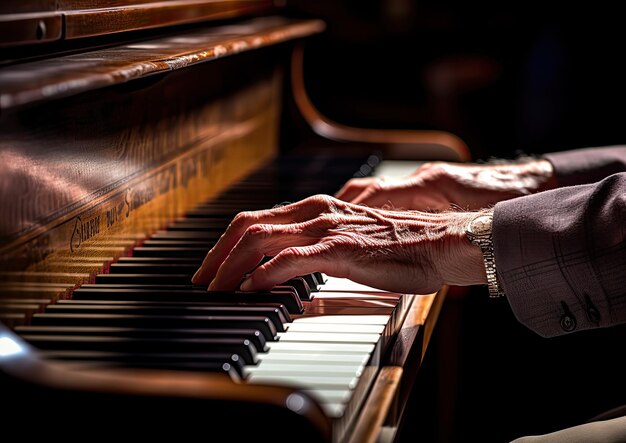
[1,3,464,442]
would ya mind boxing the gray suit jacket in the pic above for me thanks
[493,146,626,338]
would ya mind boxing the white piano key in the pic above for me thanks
[313,291,399,300]
[265,341,375,354]
[320,276,389,293]
[304,389,353,404]
[244,363,364,377]
[256,352,371,365]
[320,402,346,418]
[247,373,359,390]
[292,315,390,325]
[285,322,386,334]
[276,331,381,344]
[373,159,424,179]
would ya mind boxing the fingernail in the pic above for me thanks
[240,277,252,291]
[191,269,201,284]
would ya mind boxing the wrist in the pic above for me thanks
[464,209,505,298]
[436,211,490,287]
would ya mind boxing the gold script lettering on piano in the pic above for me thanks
[1,2,467,442]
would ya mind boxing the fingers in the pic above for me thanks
[337,177,401,208]
[207,223,317,290]
[351,186,388,207]
[351,180,404,208]
[240,244,335,291]
[192,195,369,290]
[335,177,378,202]
[192,196,331,285]
[191,212,260,285]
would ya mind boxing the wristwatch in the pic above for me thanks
[466,212,505,298]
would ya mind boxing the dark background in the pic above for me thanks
[287,0,626,161]
[285,1,626,442]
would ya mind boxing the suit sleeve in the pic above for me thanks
[543,145,626,187]
[493,172,626,338]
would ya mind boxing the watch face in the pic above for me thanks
[469,214,493,236]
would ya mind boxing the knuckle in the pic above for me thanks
[232,211,254,226]
[279,247,305,262]
[244,223,271,240]
[308,194,336,209]
[417,161,441,171]
[370,178,386,192]
[426,162,448,176]
[415,162,449,182]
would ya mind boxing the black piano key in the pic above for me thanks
[108,263,199,274]
[152,230,222,239]
[116,257,202,265]
[84,360,244,378]
[96,274,192,285]
[313,272,327,284]
[84,280,311,314]
[166,225,226,232]
[172,218,232,227]
[56,299,291,323]
[300,273,320,292]
[42,350,246,379]
[167,220,230,230]
[76,284,196,291]
[183,209,240,218]
[44,304,289,330]
[279,277,311,301]
[72,288,303,314]
[15,325,268,353]
[217,199,267,206]
[21,335,259,365]
[140,240,216,248]
[41,350,244,369]
[31,314,278,340]
[213,290,303,314]
[270,285,305,304]
[131,247,209,258]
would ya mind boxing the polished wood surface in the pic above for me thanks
[0,0,276,47]
[348,366,403,443]
[1,17,324,109]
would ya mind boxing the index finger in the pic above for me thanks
[334,177,377,202]
[191,195,335,285]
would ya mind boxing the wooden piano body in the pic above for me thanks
[0,2,468,441]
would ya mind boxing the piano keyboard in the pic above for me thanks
[2,154,423,442]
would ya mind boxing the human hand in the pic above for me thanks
[335,159,557,211]
[192,195,487,294]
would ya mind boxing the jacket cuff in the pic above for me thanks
[543,145,626,187]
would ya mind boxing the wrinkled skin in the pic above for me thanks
[335,159,557,211]
[192,195,486,294]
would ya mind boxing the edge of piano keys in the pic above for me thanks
[347,286,448,443]
[0,322,332,440]
[0,281,446,443]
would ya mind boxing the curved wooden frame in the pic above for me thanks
[290,44,471,163]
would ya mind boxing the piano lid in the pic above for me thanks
[0,16,325,110]
[0,0,280,47]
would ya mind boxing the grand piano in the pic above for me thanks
[0,2,469,441]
